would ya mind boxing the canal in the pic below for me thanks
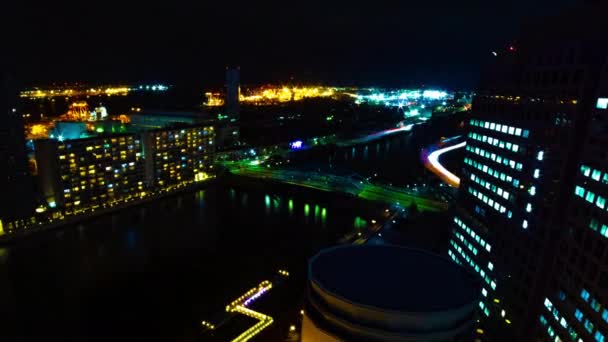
[0,181,389,341]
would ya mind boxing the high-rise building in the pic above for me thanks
[448,2,608,340]
[225,67,240,120]
[540,73,608,342]
[142,124,215,188]
[35,134,145,212]
[0,72,34,227]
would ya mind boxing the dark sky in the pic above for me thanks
[7,0,575,89]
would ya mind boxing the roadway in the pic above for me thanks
[228,164,448,212]
[422,140,466,187]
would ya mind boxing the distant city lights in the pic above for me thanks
[20,84,169,99]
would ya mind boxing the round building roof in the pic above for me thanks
[309,245,479,313]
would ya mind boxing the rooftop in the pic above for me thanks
[309,245,479,312]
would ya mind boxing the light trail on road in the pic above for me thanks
[424,141,466,187]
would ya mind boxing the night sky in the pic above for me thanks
[7,0,575,89]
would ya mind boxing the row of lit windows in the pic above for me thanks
[454,216,492,252]
[448,243,495,293]
[468,186,511,217]
[580,289,608,325]
[466,145,523,171]
[589,219,608,239]
[449,240,496,291]
[454,231,478,255]
[581,165,608,184]
[575,185,608,212]
[469,119,529,138]
[464,158,520,189]
[468,132,522,153]
[470,173,511,201]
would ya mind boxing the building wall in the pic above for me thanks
[448,4,608,339]
[301,314,340,342]
[225,67,240,120]
[539,65,608,342]
[143,125,215,188]
[0,73,35,221]
[36,134,145,210]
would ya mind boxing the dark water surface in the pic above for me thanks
[0,183,384,341]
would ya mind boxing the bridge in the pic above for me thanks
[227,163,449,212]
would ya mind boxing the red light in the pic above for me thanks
[509,46,516,52]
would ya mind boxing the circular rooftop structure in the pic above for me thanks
[302,245,480,342]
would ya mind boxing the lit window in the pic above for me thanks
[601,225,608,238]
[596,196,606,209]
[522,220,528,229]
[544,298,553,310]
[602,309,608,323]
[560,317,568,329]
[586,191,596,203]
[502,126,508,133]
[515,128,522,136]
[534,169,540,179]
[512,145,519,152]
[590,219,599,231]
[591,299,601,312]
[597,97,608,109]
[575,186,585,197]
[595,331,605,342]
[526,203,532,212]
[508,127,515,135]
[523,130,529,138]
[584,319,594,333]
[488,262,493,271]
[537,151,544,161]
[581,289,590,302]
[482,288,488,297]
[575,308,584,322]
[581,165,591,177]
[592,169,601,181]
[529,186,536,196]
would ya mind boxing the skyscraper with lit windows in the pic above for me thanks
[540,72,608,342]
[448,2,608,340]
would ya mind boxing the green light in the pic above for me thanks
[288,199,294,214]
[265,195,271,208]
[321,208,327,225]
[96,127,104,133]
[314,205,320,222]
[304,204,310,216]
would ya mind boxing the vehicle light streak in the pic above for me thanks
[425,141,466,187]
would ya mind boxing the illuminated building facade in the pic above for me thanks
[0,72,34,227]
[35,134,144,210]
[225,67,240,120]
[542,82,608,342]
[449,3,608,340]
[142,124,215,188]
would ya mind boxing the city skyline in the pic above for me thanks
[2,1,608,341]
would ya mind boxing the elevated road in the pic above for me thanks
[228,164,448,212]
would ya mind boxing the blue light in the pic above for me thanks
[290,140,303,150]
